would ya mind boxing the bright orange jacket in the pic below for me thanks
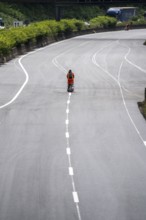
[67,72,75,85]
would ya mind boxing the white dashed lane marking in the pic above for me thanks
[66,109,69,114]
[65,132,69,138]
[69,167,74,176]
[52,50,81,219]
[66,148,71,155]
[65,120,69,125]
[65,93,82,220]
[72,192,79,203]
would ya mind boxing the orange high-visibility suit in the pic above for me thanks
[67,72,75,85]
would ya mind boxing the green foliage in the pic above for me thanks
[0,2,26,27]
[131,16,139,21]
[44,20,63,37]
[60,19,85,35]
[137,6,146,19]
[1,2,146,29]
[30,22,52,39]
[63,6,105,20]
[16,4,54,21]
[60,19,77,35]
[0,15,118,58]
[0,18,84,56]
[72,19,85,31]
[0,3,106,27]
[131,18,146,25]
[0,3,54,27]
[0,31,15,55]
[90,16,117,29]
[0,12,14,27]
[0,2,25,20]
[0,10,146,58]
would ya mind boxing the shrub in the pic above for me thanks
[90,16,117,29]
[30,22,51,39]
[60,19,77,35]
[0,34,15,55]
[89,17,101,29]
[0,21,53,56]
[45,20,63,37]
[71,19,85,31]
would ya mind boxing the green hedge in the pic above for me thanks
[0,24,51,56]
[0,16,116,56]
[90,16,117,29]
[0,19,85,56]
[1,15,146,57]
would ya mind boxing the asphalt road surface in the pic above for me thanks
[0,29,146,220]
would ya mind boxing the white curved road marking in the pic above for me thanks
[0,55,29,109]
[92,43,146,147]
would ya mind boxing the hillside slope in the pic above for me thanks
[0,2,104,27]
[0,2,55,27]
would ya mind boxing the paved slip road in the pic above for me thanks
[0,29,146,220]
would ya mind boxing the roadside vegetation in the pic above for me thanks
[0,16,116,56]
[0,2,146,119]
[90,16,117,28]
[0,3,105,27]
[0,2,54,27]
[62,5,105,20]
[0,2,146,28]
[0,2,146,57]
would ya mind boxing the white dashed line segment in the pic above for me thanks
[65,93,82,220]
[72,192,79,203]
[66,109,69,114]
[52,48,81,220]
[65,119,69,125]
[65,132,69,138]
[69,167,74,176]
[66,148,71,155]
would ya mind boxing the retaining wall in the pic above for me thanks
[0,24,146,65]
